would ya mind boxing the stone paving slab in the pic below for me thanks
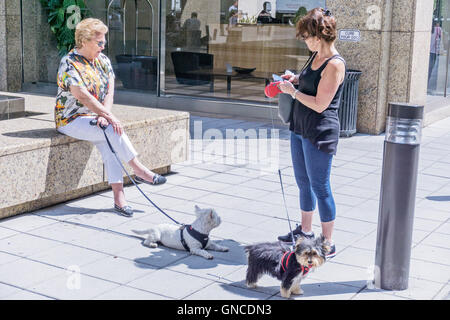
[1,115,450,301]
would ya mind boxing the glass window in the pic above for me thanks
[427,0,450,96]
[162,0,325,103]
[21,0,159,95]
[107,0,158,93]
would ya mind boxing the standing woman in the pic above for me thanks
[55,18,166,217]
[277,8,346,259]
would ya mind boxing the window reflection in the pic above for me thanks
[164,0,325,103]
[427,0,450,97]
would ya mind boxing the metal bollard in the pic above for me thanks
[374,102,423,290]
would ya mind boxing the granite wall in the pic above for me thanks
[329,0,434,134]
[0,0,22,92]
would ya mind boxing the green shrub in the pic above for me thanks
[39,0,91,56]
[293,6,307,25]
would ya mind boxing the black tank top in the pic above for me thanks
[289,52,346,155]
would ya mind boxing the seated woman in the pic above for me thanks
[55,18,166,218]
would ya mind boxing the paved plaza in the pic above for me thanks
[0,114,449,300]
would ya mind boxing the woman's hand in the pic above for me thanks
[281,74,299,85]
[278,80,296,96]
[96,116,109,129]
[105,113,123,136]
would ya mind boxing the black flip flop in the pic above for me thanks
[135,174,167,185]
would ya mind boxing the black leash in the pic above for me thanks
[268,92,296,249]
[277,169,296,246]
[89,119,181,225]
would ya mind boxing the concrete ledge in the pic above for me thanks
[0,94,25,120]
[424,105,450,127]
[0,92,189,219]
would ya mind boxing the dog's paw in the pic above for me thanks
[143,240,158,248]
[206,255,214,260]
[280,287,291,299]
[291,286,304,295]
[246,282,257,289]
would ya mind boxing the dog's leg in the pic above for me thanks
[206,241,229,252]
[245,269,261,289]
[280,277,294,298]
[291,278,304,295]
[190,248,214,260]
[245,261,262,289]
[280,286,291,298]
[143,228,160,248]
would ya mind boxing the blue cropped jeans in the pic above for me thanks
[290,132,336,222]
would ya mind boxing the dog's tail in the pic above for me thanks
[131,229,150,235]
[244,245,254,258]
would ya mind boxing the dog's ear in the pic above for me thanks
[194,205,202,217]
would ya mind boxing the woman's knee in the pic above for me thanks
[295,174,311,189]
[311,182,332,199]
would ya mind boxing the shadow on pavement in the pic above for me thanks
[133,239,247,270]
[220,279,368,299]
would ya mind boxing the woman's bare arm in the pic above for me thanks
[103,75,115,112]
[69,84,123,135]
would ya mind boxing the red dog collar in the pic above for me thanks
[281,251,311,276]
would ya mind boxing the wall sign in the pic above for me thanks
[339,29,361,42]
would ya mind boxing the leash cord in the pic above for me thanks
[268,102,296,248]
[90,120,181,225]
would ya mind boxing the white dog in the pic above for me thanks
[132,205,229,259]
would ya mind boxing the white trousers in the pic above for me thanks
[58,116,138,184]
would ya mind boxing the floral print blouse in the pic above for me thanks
[55,48,115,128]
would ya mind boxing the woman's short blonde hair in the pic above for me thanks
[75,18,108,48]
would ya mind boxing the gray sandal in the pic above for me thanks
[135,174,167,185]
[114,204,134,217]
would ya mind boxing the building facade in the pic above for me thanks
[0,0,443,134]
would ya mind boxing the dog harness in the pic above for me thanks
[179,224,209,251]
[280,251,311,276]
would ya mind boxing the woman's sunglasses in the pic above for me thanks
[96,40,107,48]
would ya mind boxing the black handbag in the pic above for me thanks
[278,52,316,124]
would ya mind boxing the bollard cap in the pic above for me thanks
[388,103,424,120]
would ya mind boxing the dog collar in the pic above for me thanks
[280,251,311,276]
[180,224,209,251]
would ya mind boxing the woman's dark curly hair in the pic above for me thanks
[296,7,337,43]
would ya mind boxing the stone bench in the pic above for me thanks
[0,92,189,219]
